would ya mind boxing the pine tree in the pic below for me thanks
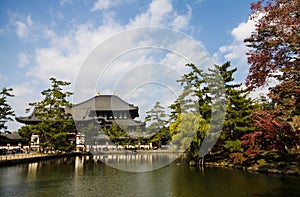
[145,102,168,134]
[28,77,75,152]
[169,63,212,165]
[0,87,15,132]
[216,62,255,141]
[205,62,255,156]
[172,62,255,163]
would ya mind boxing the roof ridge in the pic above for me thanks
[112,95,137,107]
[73,95,118,106]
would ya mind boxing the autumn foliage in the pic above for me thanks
[245,0,300,90]
[230,0,300,164]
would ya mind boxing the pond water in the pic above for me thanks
[0,154,299,197]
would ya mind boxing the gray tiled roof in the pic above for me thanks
[16,95,142,124]
[2,132,23,140]
[15,109,41,123]
[65,107,90,120]
[73,95,138,111]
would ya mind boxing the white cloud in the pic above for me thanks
[27,0,194,88]
[25,20,125,96]
[60,0,72,6]
[148,0,172,24]
[213,12,272,99]
[213,15,256,83]
[91,0,121,11]
[231,19,255,42]
[26,15,33,26]
[18,53,30,68]
[5,81,42,131]
[171,5,192,30]
[11,13,34,39]
[10,0,196,131]
[128,0,191,30]
[15,21,28,38]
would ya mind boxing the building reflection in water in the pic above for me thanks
[92,153,181,172]
[75,156,84,174]
[27,162,38,181]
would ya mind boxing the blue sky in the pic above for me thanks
[0,0,257,131]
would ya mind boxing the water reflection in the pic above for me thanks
[27,162,38,181]
[0,155,299,197]
[92,152,182,172]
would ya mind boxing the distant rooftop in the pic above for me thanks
[16,95,142,125]
[72,95,138,111]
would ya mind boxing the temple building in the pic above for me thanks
[71,94,145,130]
[16,94,145,130]
[16,94,146,148]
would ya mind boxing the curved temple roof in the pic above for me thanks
[16,95,144,127]
[73,95,138,111]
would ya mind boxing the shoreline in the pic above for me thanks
[1,151,299,177]
[90,149,184,154]
[204,161,300,176]
[0,152,91,167]
[0,150,181,167]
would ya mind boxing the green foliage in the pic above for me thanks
[0,87,15,132]
[18,125,33,141]
[149,126,171,144]
[29,77,73,120]
[145,101,168,134]
[83,121,100,145]
[204,63,256,164]
[171,113,209,152]
[27,78,75,151]
[170,63,206,118]
[103,123,127,144]
[169,63,214,163]
[224,140,243,153]
[169,62,257,165]
[214,62,255,141]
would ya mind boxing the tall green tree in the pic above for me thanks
[0,87,15,132]
[170,62,255,165]
[215,62,255,141]
[170,64,208,118]
[169,63,213,165]
[204,63,256,161]
[170,112,209,164]
[28,77,75,151]
[145,102,168,134]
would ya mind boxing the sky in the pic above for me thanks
[0,0,259,131]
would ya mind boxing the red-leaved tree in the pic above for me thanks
[243,0,300,156]
[249,110,300,151]
[245,0,300,90]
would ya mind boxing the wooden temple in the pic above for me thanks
[16,94,145,131]
[16,94,145,150]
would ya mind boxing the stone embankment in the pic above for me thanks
[0,152,89,167]
[205,161,300,176]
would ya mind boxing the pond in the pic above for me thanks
[0,154,299,197]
